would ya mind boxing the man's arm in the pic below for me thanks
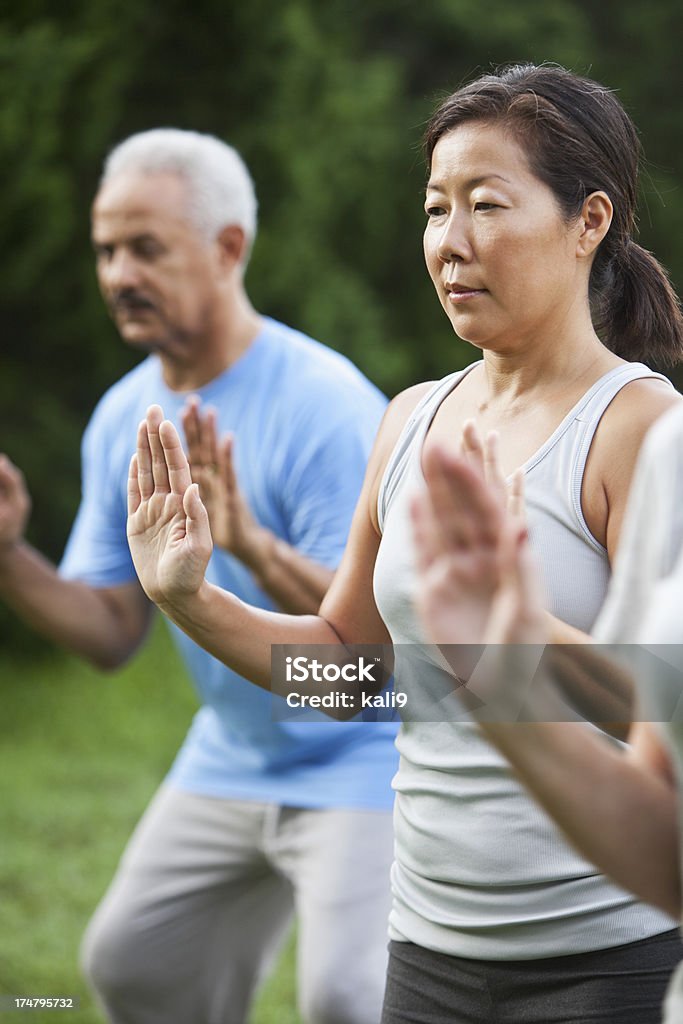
[181,400,332,614]
[0,454,152,669]
[236,529,333,613]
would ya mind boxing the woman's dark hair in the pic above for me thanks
[424,63,683,367]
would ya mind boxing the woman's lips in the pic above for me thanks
[446,286,486,303]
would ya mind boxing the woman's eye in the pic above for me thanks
[425,205,446,218]
[474,202,498,212]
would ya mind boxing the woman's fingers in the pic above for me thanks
[410,490,442,573]
[461,418,485,473]
[483,431,508,504]
[159,418,193,496]
[508,468,526,522]
[461,420,526,520]
[424,445,502,550]
[136,418,154,501]
[127,453,141,516]
[136,406,192,499]
[146,405,171,493]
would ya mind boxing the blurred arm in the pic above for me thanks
[0,453,151,669]
[480,716,680,919]
[239,530,333,614]
[536,638,634,738]
[0,540,152,669]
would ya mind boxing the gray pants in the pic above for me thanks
[81,785,394,1024]
[382,933,683,1023]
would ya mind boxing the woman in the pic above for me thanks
[127,64,683,1022]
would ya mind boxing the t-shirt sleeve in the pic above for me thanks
[593,408,683,643]
[275,387,386,569]
[59,402,137,587]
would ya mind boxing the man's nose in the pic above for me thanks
[100,250,143,291]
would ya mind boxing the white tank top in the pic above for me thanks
[374,360,675,960]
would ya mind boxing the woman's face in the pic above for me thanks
[423,122,583,353]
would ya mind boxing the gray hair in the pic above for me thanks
[101,128,258,254]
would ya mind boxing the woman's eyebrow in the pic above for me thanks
[426,173,512,191]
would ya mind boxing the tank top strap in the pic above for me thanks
[377,364,481,533]
[567,362,672,550]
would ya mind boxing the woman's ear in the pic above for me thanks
[576,191,613,259]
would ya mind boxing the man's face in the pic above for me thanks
[91,171,222,356]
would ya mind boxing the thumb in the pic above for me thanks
[183,482,212,543]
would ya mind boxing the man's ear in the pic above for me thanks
[216,224,248,269]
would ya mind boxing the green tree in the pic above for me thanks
[1,0,681,651]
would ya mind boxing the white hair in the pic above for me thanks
[101,128,258,252]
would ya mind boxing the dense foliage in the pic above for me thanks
[1,0,682,648]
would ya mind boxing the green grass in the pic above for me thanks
[0,620,301,1023]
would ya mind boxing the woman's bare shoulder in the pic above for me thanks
[596,377,683,457]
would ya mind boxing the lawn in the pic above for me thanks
[0,619,300,1023]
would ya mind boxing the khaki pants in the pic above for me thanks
[81,784,394,1024]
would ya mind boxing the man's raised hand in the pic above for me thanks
[0,455,31,551]
[127,406,212,607]
[181,398,262,565]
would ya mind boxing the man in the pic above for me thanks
[0,129,396,1024]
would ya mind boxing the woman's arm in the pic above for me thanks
[535,640,635,738]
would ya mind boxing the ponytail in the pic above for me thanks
[591,239,683,368]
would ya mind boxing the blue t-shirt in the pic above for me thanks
[61,318,398,808]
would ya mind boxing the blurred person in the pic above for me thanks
[0,128,396,1024]
[123,65,683,1023]
[411,406,683,1024]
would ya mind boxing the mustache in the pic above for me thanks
[111,290,156,313]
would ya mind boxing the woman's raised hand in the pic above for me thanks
[127,405,213,608]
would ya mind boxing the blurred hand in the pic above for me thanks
[127,406,212,607]
[0,454,31,551]
[459,419,526,521]
[181,398,262,565]
[411,433,543,652]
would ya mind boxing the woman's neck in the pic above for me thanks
[477,331,621,413]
